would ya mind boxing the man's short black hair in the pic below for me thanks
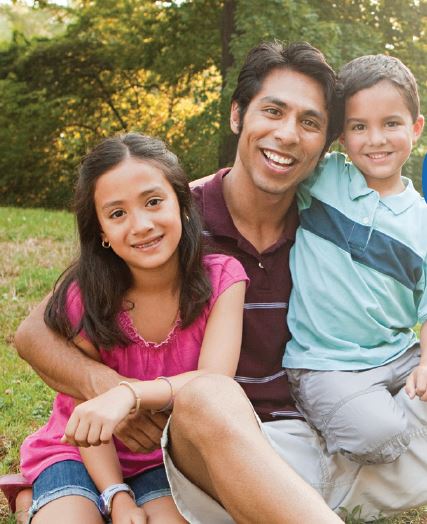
[231,41,339,151]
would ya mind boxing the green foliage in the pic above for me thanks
[1,1,427,208]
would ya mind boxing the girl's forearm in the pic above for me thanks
[127,370,208,413]
[79,442,123,491]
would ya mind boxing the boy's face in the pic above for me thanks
[340,80,424,196]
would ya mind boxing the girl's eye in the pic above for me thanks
[352,123,365,131]
[147,198,162,207]
[110,209,125,219]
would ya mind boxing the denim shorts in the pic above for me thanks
[28,460,171,522]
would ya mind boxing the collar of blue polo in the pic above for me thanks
[347,161,419,215]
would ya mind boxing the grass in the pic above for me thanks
[0,206,75,523]
[0,206,426,523]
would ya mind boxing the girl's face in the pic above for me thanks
[94,157,182,276]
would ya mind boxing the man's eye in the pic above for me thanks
[302,119,319,129]
[264,107,280,116]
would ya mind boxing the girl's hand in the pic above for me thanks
[405,364,427,401]
[111,492,146,524]
[61,385,136,447]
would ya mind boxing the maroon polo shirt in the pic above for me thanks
[192,169,301,422]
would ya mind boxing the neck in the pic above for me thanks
[364,173,405,197]
[223,167,295,253]
[130,253,181,296]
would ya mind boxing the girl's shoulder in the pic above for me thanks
[202,253,248,295]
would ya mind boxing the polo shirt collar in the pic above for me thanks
[348,163,419,215]
[202,168,298,250]
[203,168,240,239]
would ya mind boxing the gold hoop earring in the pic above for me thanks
[101,239,110,249]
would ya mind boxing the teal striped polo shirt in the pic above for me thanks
[284,152,427,371]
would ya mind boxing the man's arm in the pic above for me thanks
[14,296,120,400]
[15,296,167,452]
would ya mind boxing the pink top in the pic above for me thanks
[20,254,248,483]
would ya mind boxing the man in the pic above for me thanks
[15,42,427,523]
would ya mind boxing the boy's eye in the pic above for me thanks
[386,121,399,127]
[110,209,125,219]
[147,198,162,207]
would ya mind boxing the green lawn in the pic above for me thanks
[0,206,426,523]
[0,207,75,522]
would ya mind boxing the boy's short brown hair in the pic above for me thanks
[337,54,420,128]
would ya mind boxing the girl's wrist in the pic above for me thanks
[116,382,140,414]
[111,491,137,517]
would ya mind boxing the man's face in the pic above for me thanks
[231,68,329,196]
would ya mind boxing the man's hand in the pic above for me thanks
[114,410,169,453]
[405,364,427,401]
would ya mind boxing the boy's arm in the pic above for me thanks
[79,443,145,523]
[405,321,427,400]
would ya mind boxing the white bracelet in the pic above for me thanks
[152,376,174,413]
[118,381,141,415]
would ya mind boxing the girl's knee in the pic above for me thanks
[143,496,186,523]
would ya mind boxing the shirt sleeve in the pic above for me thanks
[204,254,249,313]
[417,257,427,324]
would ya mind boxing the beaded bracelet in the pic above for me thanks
[118,381,141,415]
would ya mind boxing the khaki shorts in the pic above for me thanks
[161,387,427,523]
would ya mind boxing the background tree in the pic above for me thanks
[0,0,426,208]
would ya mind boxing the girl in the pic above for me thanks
[20,133,247,523]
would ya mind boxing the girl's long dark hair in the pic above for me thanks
[45,133,211,349]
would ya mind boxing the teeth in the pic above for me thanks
[134,237,161,249]
[264,150,294,165]
[368,153,389,159]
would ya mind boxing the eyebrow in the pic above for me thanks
[101,186,164,210]
[259,96,326,123]
[346,114,403,123]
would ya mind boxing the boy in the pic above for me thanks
[284,54,427,465]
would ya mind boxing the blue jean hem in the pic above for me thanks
[136,488,172,506]
[28,486,98,523]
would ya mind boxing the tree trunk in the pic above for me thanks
[218,0,237,168]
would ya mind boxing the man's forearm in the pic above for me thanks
[14,297,120,399]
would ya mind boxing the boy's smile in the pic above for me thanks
[341,80,424,196]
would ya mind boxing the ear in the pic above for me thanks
[338,133,345,146]
[412,115,424,144]
[230,101,241,135]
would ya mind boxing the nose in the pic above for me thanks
[367,127,387,146]
[130,209,154,234]
[274,116,300,145]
